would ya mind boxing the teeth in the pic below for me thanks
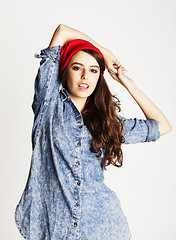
[79,84,88,88]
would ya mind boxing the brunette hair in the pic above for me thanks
[60,49,126,170]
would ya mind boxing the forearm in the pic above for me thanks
[124,80,172,135]
[48,24,120,71]
[48,24,105,52]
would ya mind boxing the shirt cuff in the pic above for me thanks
[144,119,160,142]
[35,45,63,62]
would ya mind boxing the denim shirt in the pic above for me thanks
[14,45,160,240]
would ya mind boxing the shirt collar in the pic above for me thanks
[59,82,63,92]
[59,82,71,101]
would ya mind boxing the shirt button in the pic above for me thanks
[77,181,81,185]
[79,125,83,129]
[76,202,80,206]
[74,222,77,227]
[77,141,81,146]
[76,161,80,165]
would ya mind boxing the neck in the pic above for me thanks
[70,96,87,115]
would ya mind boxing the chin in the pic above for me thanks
[76,90,92,97]
[78,93,90,98]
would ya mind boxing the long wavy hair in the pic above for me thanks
[60,49,126,170]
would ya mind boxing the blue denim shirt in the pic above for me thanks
[14,45,160,240]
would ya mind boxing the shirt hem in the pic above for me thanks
[14,206,28,240]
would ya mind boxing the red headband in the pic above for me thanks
[59,39,105,76]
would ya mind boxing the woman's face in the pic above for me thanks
[66,50,100,102]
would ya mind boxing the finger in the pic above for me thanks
[113,63,120,69]
[122,67,128,72]
[118,66,127,72]
[108,69,117,75]
[109,65,118,74]
[112,67,118,74]
[115,64,124,73]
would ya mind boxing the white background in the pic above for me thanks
[1,0,176,239]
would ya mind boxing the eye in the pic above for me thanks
[73,66,80,71]
[91,69,98,73]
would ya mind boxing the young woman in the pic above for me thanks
[14,24,172,240]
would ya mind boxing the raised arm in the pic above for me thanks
[109,66,172,136]
[48,24,120,74]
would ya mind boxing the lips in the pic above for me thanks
[78,83,89,89]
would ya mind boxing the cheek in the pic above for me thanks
[67,71,79,83]
[91,77,99,89]
[66,74,76,88]
[67,80,75,92]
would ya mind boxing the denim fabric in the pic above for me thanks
[14,45,160,240]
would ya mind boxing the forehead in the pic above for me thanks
[69,50,99,65]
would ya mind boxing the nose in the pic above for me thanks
[81,69,88,80]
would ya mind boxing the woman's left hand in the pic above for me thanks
[108,65,134,88]
[101,48,134,87]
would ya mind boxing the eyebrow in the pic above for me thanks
[71,62,100,69]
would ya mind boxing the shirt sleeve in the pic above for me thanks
[31,45,63,115]
[118,115,161,144]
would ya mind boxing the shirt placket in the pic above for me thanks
[66,103,84,240]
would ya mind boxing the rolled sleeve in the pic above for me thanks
[32,45,63,115]
[118,115,160,144]
[37,45,62,62]
[144,119,160,142]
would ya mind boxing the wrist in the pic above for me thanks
[100,48,113,67]
[123,78,136,90]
